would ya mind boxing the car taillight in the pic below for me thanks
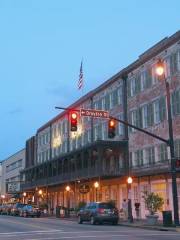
[98,208,104,214]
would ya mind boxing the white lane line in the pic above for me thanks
[0,230,63,235]
[24,233,180,240]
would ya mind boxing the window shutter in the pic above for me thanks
[146,68,152,88]
[127,78,131,97]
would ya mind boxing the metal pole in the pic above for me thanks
[127,183,133,223]
[123,74,134,223]
[165,80,179,225]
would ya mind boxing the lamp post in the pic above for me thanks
[94,181,99,202]
[156,59,179,225]
[127,177,133,223]
[23,192,26,204]
[65,185,70,217]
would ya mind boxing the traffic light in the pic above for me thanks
[70,112,78,131]
[108,119,116,138]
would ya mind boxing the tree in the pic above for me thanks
[143,191,164,215]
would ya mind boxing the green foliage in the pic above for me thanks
[143,191,164,215]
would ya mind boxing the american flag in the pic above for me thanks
[78,61,83,90]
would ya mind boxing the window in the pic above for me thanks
[142,105,148,128]
[130,77,136,96]
[94,126,98,141]
[170,52,178,75]
[147,103,154,127]
[172,89,180,116]
[111,89,118,107]
[117,113,124,136]
[153,100,160,124]
[146,147,155,165]
[105,94,110,110]
[102,122,107,140]
[117,86,123,105]
[129,108,142,133]
[18,159,22,167]
[158,144,168,162]
[175,139,180,158]
[141,68,152,90]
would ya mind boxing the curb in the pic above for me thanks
[118,223,180,232]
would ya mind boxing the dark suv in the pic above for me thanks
[77,202,119,225]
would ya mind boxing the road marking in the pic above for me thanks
[0,230,63,235]
[25,233,180,240]
[0,217,57,231]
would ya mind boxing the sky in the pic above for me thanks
[0,0,180,160]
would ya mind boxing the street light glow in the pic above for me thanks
[94,181,99,188]
[155,60,165,77]
[23,192,27,197]
[38,189,43,195]
[66,185,70,191]
[127,176,133,184]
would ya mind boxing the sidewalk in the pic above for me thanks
[49,215,180,232]
[118,219,180,232]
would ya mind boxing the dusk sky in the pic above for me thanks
[0,0,180,160]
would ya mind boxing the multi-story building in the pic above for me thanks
[0,162,2,196]
[1,149,25,201]
[21,31,180,219]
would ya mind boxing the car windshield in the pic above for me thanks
[98,203,114,209]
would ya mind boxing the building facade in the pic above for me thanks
[21,31,180,220]
[1,149,25,202]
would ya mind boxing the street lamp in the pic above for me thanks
[94,181,99,202]
[155,59,179,225]
[38,189,43,195]
[127,177,133,223]
[23,192,26,204]
[1,195,5,204]
[65,185,70,217]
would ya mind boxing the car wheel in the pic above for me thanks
[78,215,83,224]
[90,216,96,225]
[23,212,28,218]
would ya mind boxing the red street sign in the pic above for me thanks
[80,108,109,119]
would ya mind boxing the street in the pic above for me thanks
[0,215,179,240]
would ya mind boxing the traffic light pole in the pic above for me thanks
[165,80,179,226]
[55,100,179,225]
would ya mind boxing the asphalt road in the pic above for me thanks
[0,215,179,240]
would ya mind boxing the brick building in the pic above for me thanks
[21,31,180,220]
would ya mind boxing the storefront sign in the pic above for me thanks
[79,184,90,194]
[7,182,20,193]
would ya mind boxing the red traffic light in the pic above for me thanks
[70,112,78,131]
[108,119,116,138]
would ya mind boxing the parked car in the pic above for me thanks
[0,204,13,215]
[11,203,26,216]
[20,205,41,217]
[77,202,119,225]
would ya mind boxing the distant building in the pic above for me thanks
[21,31,180,219]
[0,162,2,196]
[1,149,25,201]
